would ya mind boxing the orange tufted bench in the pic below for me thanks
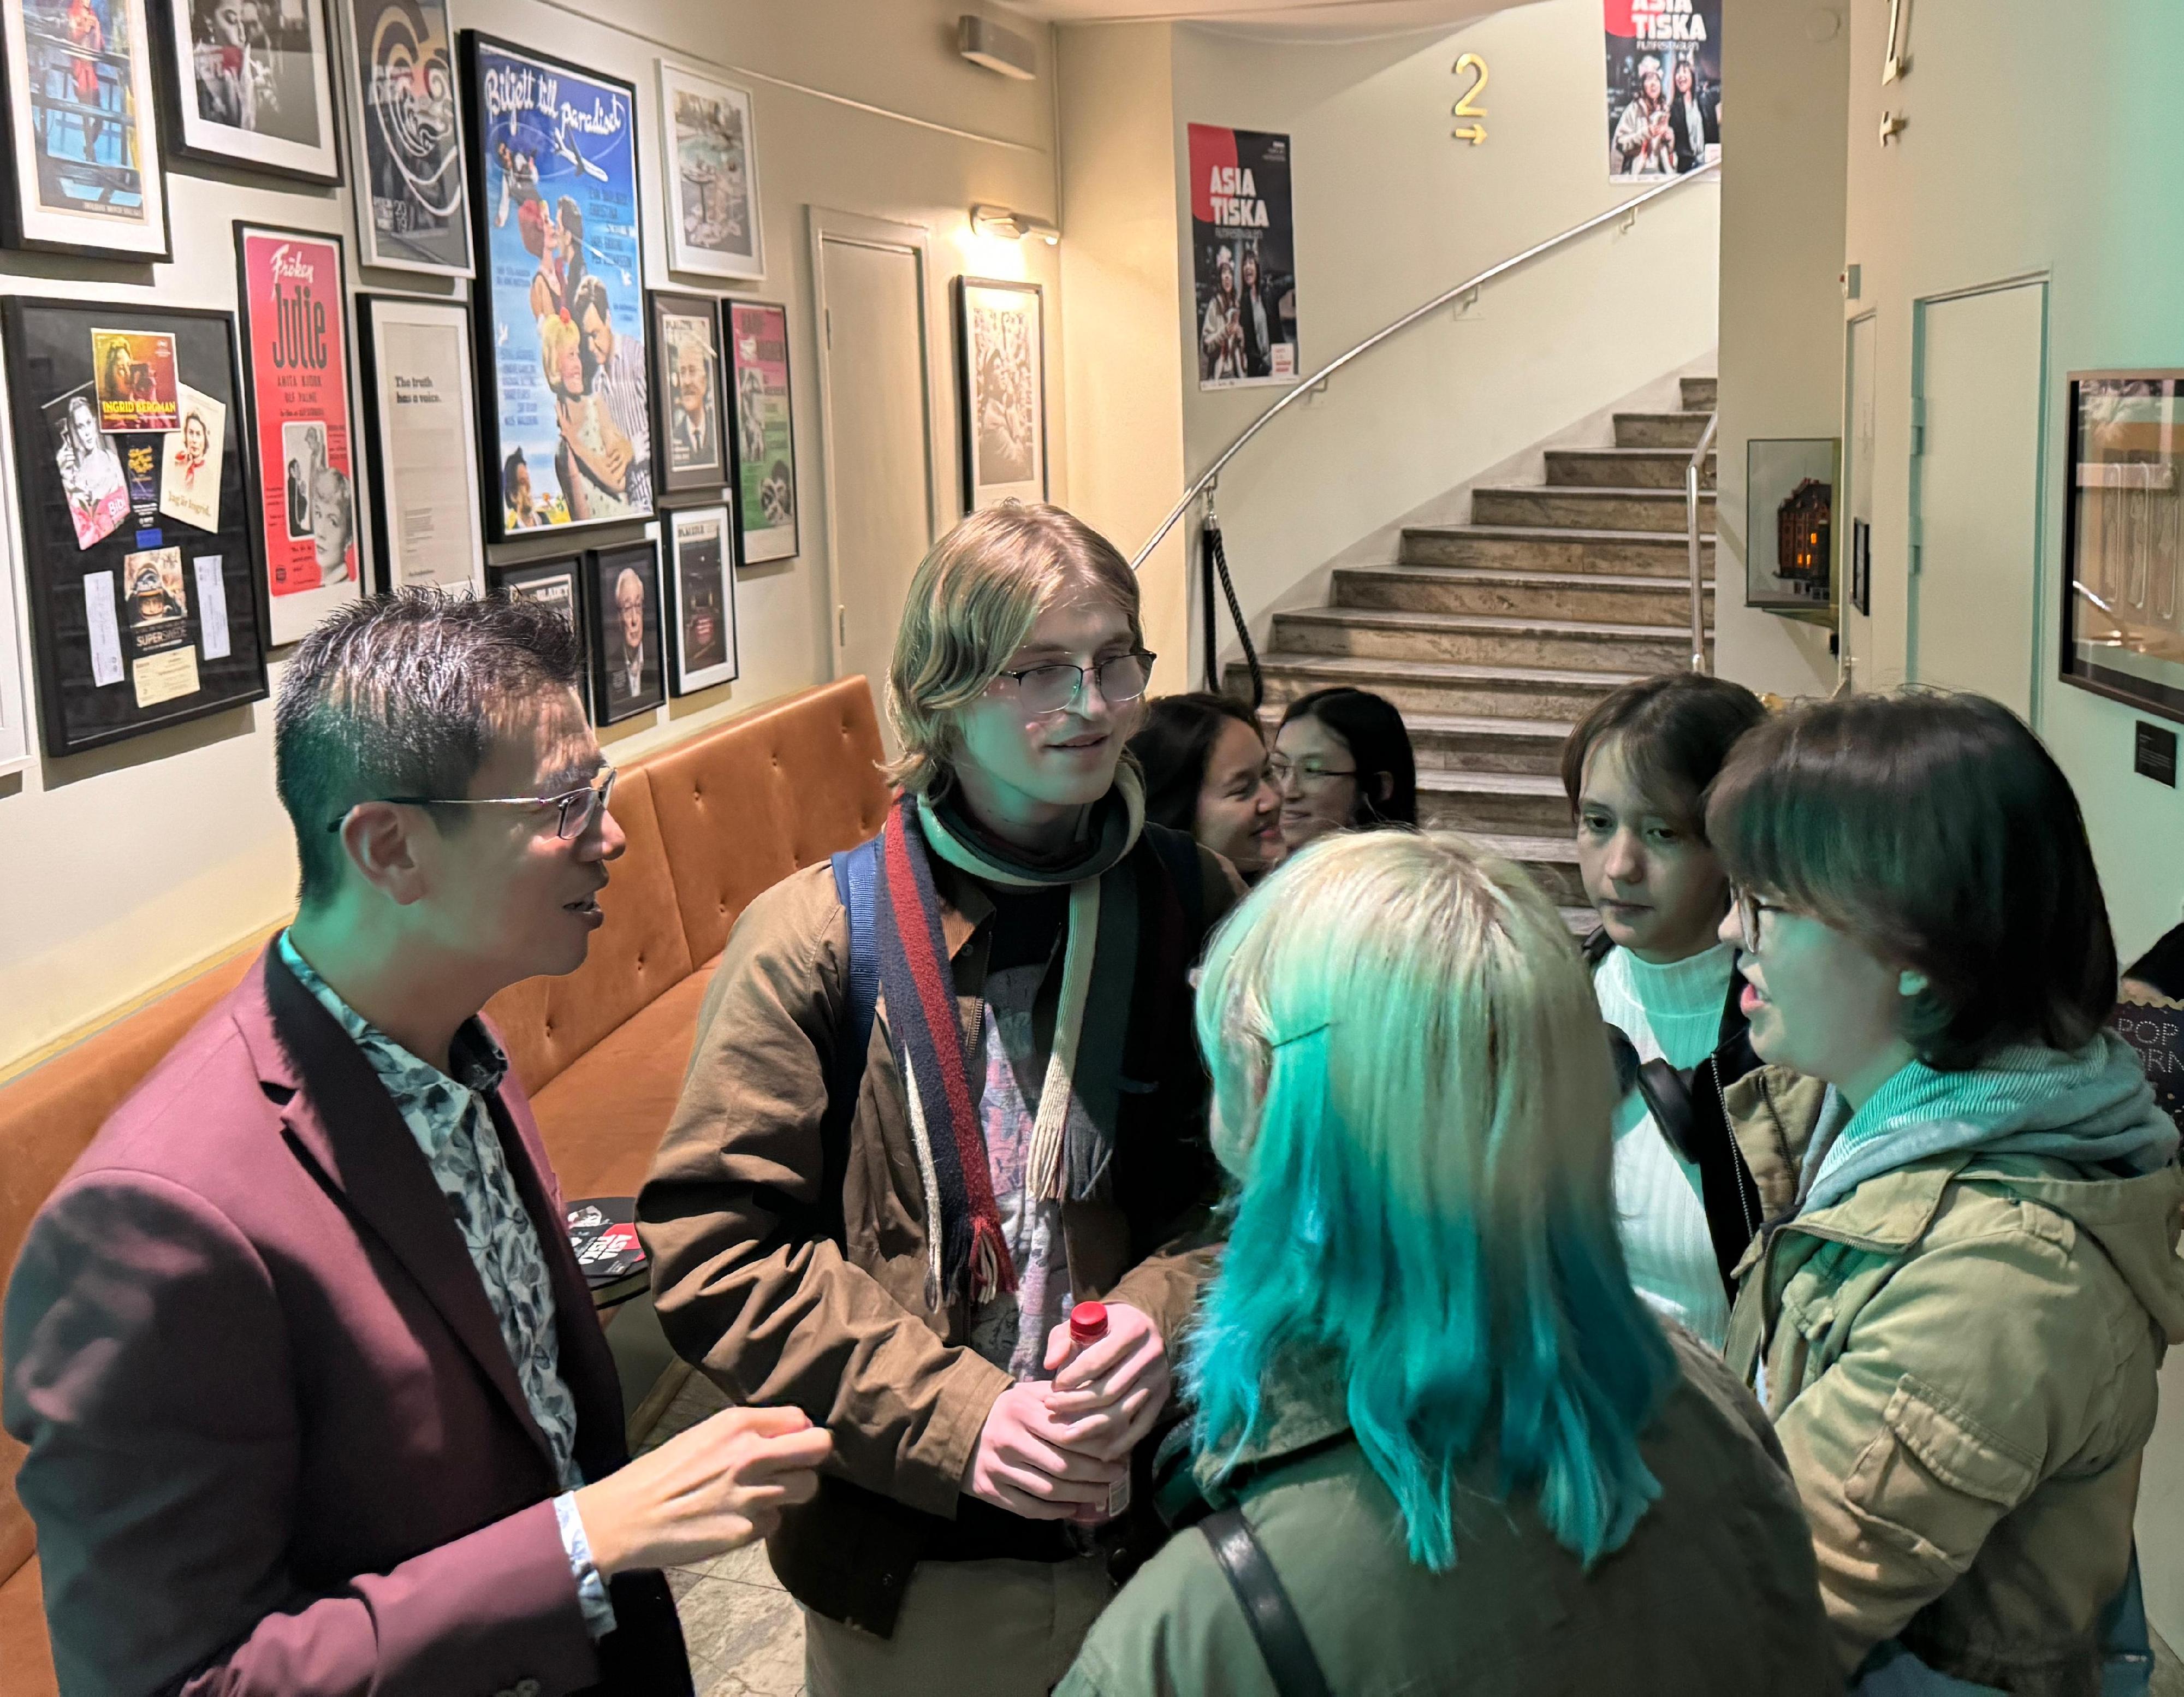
[0,676,891,1697]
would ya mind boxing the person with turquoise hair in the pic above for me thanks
[1058,830,1837,1697]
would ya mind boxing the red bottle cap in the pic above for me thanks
[1069,1301,1109,1344]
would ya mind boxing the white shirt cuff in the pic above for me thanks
[553,1491,620,1639]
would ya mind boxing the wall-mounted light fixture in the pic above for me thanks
[971,204,1058,245]
[959,15,1036,80]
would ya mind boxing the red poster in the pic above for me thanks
[238,226,359,611]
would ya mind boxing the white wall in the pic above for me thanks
[1165,0,1720,671]
[0,0,1067,1071]
[1710,0,1843,701]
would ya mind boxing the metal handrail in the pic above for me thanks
[1687,410,1717,674]
[1131,164,1720,569]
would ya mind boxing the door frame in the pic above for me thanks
[806,205,946,683]
[1907,271,2050,723]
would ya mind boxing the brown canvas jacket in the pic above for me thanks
[638,828,1234,1634]
[1721,1065,2184,1694]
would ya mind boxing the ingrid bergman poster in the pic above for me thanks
[1186,124,1298,390]
[464,35,651,538]
[1605,0,1722,179]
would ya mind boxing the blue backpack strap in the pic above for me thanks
[819,837,882,1244]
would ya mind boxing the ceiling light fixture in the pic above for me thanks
[971,204,1059,245]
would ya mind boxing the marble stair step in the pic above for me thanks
[1270,606,1696,673]
[1615,411,1713,450]
[1334,563,1714,624]
[1472,484,1714,534]
[1458,829,1586,905]
[1681,376,1718,412]
[1256,707,1573,774]
[1545,446,1715,490]
[1400,524,1712,578]
[1231,652,1639,722]
[1417,768,1570,835]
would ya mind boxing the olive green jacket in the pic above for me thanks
[1722,1067,2184,1695]
[1057,1327,1840,1697]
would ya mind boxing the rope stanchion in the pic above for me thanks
[1200,503,1263,710]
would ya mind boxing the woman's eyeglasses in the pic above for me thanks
[1267,755,1357,792]
[993,650,1155,715]
[328,767,618,841]
[1732,886,1789,952]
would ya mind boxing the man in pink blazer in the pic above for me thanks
[4,592,828,1695]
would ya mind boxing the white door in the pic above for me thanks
[1909,281,2047,717]
[810,210,937,720]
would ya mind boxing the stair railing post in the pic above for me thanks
[1687,411,1718,675]
[1200,482,1220,692]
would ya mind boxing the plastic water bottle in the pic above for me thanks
[1064,1300,1131,1520]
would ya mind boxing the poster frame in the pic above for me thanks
[953,275,1046,513]
[461,31,650,543]
[648,287,728,500]
[336,0,473,276]
[0,295,269,757]
[354,290,487,597]
[154,0,342,185]
[0,349,34,778]
[663,501,738,695]
[489,550,587,715]
[657,60,763,283]
[0,0,173,261]
[583,532,663,723]
[233,218,365,643]
[723,295,798,564]
[1743,435,1838,615]
[1185,122,1299,393]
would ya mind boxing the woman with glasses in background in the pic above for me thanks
[1707,690,2181,1696]
[1128,692,1281,882]
[1269,685,1416,858]
[641,501,1239,1696]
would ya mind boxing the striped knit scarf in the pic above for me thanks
[873,766,1144,1306]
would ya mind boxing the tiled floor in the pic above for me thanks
[638,1372,809,1697]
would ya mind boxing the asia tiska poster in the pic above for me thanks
[465,35,651,539]
[1187,124,1298,391]
[1605,0,1722,180]
[726,299,797,563]
[236,224,361,644]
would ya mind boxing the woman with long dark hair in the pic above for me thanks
[1270,686,1415,858]
[1128,692,1280,880]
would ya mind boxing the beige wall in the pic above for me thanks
[1710,1,1844,700]
[1166,0,1721,668]
[0,0,1067,1069]
[1057,22,1189,678]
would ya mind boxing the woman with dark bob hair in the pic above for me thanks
[1127,692,1282,880]
[1270,685,1416,857]
[1706,690,2183,1695]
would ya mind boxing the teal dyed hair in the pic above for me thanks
[1188,830,1678,1573]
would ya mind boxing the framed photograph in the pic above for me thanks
[490,551,584,711]
[157,0,340,182]
[355,292,486,596]
[955,276,1045,511]
[0,407,32,777]
[2060,371,2184,725]
[0,0,171,260]
[2,298,268,756]
[649,289,725,499]
[657,61,761,282]
[337,0,471,275]
[664,503,736,693]
[1848,517,1871,618]
[462,33,650,540]
[235,222,361,643]
[1744,437,1837,613]
[584,535,661,722]
[724,298,797,563]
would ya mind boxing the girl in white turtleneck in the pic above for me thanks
[1564,672,1768,1349]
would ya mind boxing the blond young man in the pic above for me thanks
[640,503,1236,1695]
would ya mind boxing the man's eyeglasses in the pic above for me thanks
[993,650,1156,716]
[1268,755,1357,791]
[328,767,618,842]
[1732,886,1789,953]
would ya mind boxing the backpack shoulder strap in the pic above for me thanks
[819,836,883,1242]
[1200,1506,1333,1697]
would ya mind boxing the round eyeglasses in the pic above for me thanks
[993,650,1156,716]
[329,767,618,841]
[1267,755,1358,792]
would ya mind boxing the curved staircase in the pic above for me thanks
[1232,375,1718,913]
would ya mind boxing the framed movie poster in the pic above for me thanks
[490,551,584,711]
[956,277,1044,511]
[235,222,361,643]
[725,298,797,563]
[584,535,661,722]
[462,34,651,539]
[0,0,171,260]
[657,61,761,282]
[1744,437,1836,614]
[1,298,268,756]
[157,0,341,182]
[355,293,486,596]
[2060,371,2184,725]
[1186,124,1297,389]
[1605,0,1722,180]
[339,0,472,275]
[0,423,31,778]
[649,289,724,499]
[664,503,736,694]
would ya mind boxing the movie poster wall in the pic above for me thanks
[1186,124,1298,391]
[464,35,651,539]
[1604,0,1722,179]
